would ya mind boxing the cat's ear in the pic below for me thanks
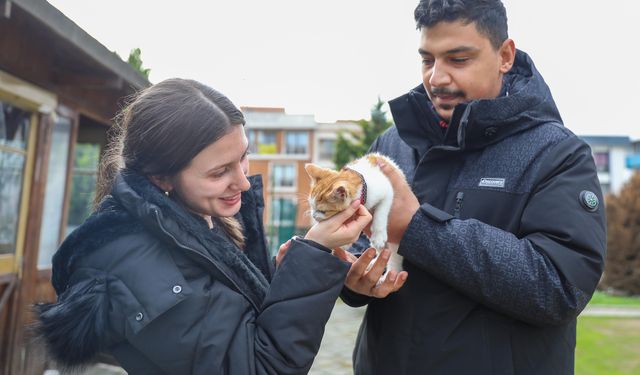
[332,186,347,200]
[305,163,333,184]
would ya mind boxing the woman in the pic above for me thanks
[36,79,371,374]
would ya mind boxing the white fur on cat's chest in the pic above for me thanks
[345,154,404,273]
[345,156,395,211]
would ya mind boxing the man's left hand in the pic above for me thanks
[378,161,420,244]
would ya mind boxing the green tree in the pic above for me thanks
[333,98,393,169]
[600,171,640,295]
[127,48,151,79]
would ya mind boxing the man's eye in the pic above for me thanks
[451,57,469,63]
[422,59,434,66]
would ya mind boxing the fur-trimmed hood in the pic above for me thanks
[36,170,271,367]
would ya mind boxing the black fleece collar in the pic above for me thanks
[52,170,270,308]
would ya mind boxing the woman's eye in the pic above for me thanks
[212,169,228,178]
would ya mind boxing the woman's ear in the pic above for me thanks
[149,175,174,193]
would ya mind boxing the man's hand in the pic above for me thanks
[275,239,292,268]
[334,247,408,298]
[378,161,420,244]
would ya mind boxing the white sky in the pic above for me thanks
[47,0,640,139]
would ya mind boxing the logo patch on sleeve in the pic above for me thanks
[580,190,599,212]
[478,178,506,188]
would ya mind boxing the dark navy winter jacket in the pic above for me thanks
[37,171,349,374]
[343,50,606,375]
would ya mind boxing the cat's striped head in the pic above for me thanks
[304,164,361,222]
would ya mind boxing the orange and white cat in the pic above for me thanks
[305,153,404,272]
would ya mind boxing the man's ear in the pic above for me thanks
[149,175,174,193]
[499,38,516,74]
[304,163,333,184]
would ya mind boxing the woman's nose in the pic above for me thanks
[234,164,251,191]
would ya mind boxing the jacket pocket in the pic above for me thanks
[108,269,194,337]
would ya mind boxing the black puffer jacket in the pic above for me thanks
[344,50,606,375]
[37,171,349,375]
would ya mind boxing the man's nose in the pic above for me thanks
[428,61,451,87]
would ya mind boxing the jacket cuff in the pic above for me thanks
[398,203,451,259]
[340,285,373,307]
[297,238,332,253]
[419,203,454,223]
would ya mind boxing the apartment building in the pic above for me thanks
[242,107,315,253]
[243,107,361,253]
[581,135,636,195]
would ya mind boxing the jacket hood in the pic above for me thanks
[390,50,563,153]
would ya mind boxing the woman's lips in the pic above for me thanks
[220,193,241,206]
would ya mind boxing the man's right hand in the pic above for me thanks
[334,247,408,298]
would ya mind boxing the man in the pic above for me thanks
[340,1,606,374]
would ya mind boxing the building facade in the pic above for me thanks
[0,1,148,373]
[580,136,637,195]
[243,107,361,253]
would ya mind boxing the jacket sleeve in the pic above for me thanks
[398,136,606,326]
[251,238,350,374]
[101,237,348,375]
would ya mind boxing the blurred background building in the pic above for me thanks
[580,136,640,195]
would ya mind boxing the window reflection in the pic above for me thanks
[0,101,31,255]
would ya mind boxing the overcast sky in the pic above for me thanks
[47,0,640,139]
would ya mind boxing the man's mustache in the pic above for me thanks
[431,87,465,97]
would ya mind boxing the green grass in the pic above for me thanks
[576,317,640,375]
[589,291,640,306]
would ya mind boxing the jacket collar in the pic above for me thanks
[52,170,270,308]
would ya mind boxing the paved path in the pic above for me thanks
[309,301,365,375]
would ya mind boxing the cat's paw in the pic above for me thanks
[369,232,387,251]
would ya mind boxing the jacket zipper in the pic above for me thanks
[152,209,260,311]
[454,192,465,218]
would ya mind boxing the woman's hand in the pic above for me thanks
[305,200,372,250]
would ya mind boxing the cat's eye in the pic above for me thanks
[316,210,326,214]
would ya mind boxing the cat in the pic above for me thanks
[304,153,404,273]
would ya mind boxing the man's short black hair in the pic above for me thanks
[414,0,508,50]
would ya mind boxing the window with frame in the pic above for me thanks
[272,164,295,189]
[66,143,101,235]
[38,116,72,268]
[248,129,277,155]
[285,131,308,155]
[593,152,610,173]
[0,101,31,256]
[268,198,297,255]
[318,138,336,160]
